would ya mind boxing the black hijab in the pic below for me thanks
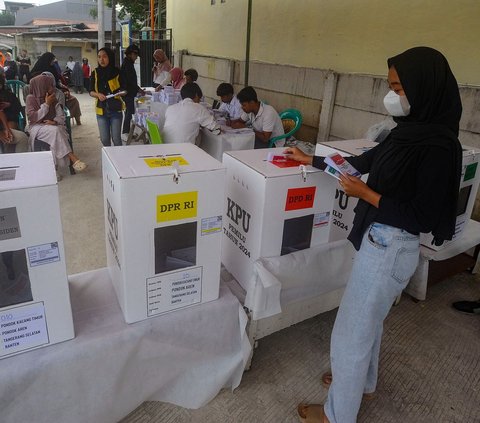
[95,47,119,85]
[388,46,462,137]
[371,47,463,245]
[30,52,57,81]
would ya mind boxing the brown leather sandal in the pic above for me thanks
[321,371,376,400]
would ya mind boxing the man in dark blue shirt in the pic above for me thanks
[121,44,145,136]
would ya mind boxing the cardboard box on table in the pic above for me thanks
[0,152,74,359]
[315,139,376,242]
[222,147,337,291]
[102,144,225,323]
[421,146,480,250]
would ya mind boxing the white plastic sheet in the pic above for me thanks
[246,240,355,319]
[0,268,250,423]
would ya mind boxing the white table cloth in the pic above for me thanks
[199,126,255,161]
[0,268,250,423]
[246,240,355,320]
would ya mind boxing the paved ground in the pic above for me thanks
[60,94,480,423]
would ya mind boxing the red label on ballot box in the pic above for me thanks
[285,187,316,211]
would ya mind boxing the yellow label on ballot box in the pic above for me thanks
[144,156,189,168]
[157,191,198,222]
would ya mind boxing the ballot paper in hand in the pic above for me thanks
[324,165,342,180]
[105,91,127,99]
[324,153,361,178]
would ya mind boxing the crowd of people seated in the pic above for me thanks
[0,45,286,162]
[0,49,88,179]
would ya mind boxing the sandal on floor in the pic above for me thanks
[297,403,327,423]
[72,160,87,172]
[321,371,376,400]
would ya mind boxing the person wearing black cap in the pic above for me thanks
[121,44,145,137]
[285,47,463,423]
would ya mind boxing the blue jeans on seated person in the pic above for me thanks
[97,111,123,146]
[324,222,420,423]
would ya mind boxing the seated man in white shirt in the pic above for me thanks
[162,83,220,144]
[231,86,284,149]
[216,83,243,122]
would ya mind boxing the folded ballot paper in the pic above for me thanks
[105,91,127,99]
[324,153,361,180]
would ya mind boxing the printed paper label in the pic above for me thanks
[144,156,189,168]
[106,199,121,269]
[285,187,316,211]
[157,191,198,222]
[0,302,49,356]
[146,266,202,316]
[27,242,60,267]
[0,207,21,241]
[313,211,330,228]
[201,216,222,236]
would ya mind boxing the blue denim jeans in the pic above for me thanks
[325,222,420,423]
[97,111,123,146]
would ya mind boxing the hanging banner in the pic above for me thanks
[120,20,131,51]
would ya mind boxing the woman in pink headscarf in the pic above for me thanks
[152,49,172,88]
[169,67,185,89]
[154,66,185,92]
[26,74,87,176]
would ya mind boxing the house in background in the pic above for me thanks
[13,0,119,68]
[3,0,34,15]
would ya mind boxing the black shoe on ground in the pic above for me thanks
[452,300,480,314]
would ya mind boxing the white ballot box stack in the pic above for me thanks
[315,139,375,242]
[222,148,337,291]
[421,146,480,250]
[0,152,74,359]
[102,144,225,323]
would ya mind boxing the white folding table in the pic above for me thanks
[0,268,250,423]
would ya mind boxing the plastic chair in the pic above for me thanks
[6,80,26,100]
[268,108,303,148]
[146,119,163,144]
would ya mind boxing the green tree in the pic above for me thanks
[89,7,98,19]
[105,0,150,30]
[0,11,15,26]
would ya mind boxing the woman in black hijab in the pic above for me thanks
[30,52,57,81]
[30,52,83,124]
[89,47,126,146]
[286,47,462,423]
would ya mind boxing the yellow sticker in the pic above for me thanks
[144,156,189,168]
[157,191,198,222]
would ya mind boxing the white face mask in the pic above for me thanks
[383,90,411,116]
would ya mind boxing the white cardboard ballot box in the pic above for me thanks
[316,140,480,251]
[315,139,375,242]
[0,152,74,359]
[421,146,480,250]
[222,148,337,292]
[102,144,225,323]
